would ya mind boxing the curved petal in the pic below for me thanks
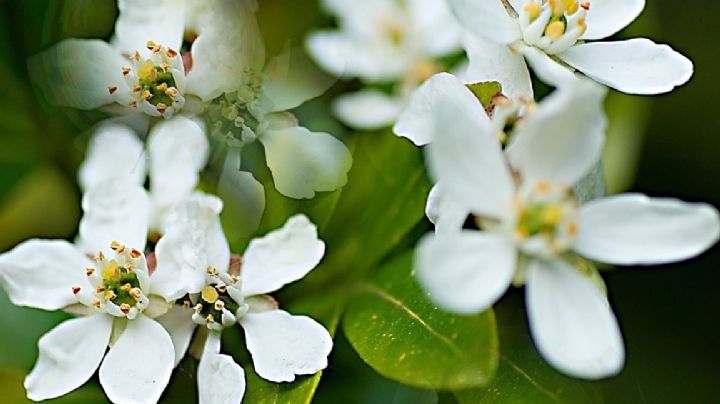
[241,310,333,382]
[463,33,533,100]
[198,332,246,404]
[526,258,624,379]
[425,183,470,234]
[408,0,463,57]
[25,315,113,401]
[575,194,720,265]
[259,125,353,199]
[425,86,514,221]
[559,39,694,95]
[447,0,521,44]
[156,306,197,366]
[241,215,325,296]
[28,39,126,110]
[217,154,266,238]
[78,181,150,256]
[78,123,146,191]
[147,116,208,221]
[394,72,487,146]
[263,48,337,112]
[0,239,91,310]
[334,90,404,131]
[520,45,577,87]
[415,231,516,315]
[99,315,175,404]
[506,78,607,186]
[112,0,186,54]
[582,0,645,40]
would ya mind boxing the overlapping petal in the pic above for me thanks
[447,0,521,45]
[334,90,404,131]
[463,34,533,100]
[197,332,246,404]
[582,0,646,40]
[78,123,146,191]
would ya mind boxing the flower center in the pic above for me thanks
[518,0,589,54]
[191,268,247,331]
[207,68,266,146]
[73,242,150,319]
[109,41,186,118]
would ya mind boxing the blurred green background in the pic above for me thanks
[0,0,718,403]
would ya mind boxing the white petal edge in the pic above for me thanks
[78,123,146,191]
[526,258,624,379]
[156,306,197,366]
[112,0,186,54]
[574,194,720,265]
[447,0,522,45]
[582,0,645,40]
[415,231,517,314]
[425,183,470,234]
[520,45,577,88]
[462,33,533,100]
[334,90,404,131]
[198,332,246,404]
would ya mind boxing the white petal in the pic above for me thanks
[415,231,516,314]
[148,116,209,221]
[263,48,336,112]
[408,0,463,57]
[186,0,265,101]
[526,258,624,379]
[156,306,197,366]
[447,0,521,44]
[0,239,91,310]
[506,78,607,186]
[259,125,352,199]
[575,194,720,265]
[463,33,533,100]
[520,45,577,87]
[78,123,146,191]
[333,90,404,131]
[559,39,694,95]
[198,332,246,404]
[78,181,150,256]
[112,0,185,54]
[241,215,325,296]
[425,86,515,220]
[217,154,266,238]
[241,310,333,382]
[99,315,175,404]
[25,315,113,401]
[425,183,469,234]
[582,0,645,40]
[28,39,126,110]
[394,72,487,146]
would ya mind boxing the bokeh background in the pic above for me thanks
[0,0,718,402]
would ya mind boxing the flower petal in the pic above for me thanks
[425,85,514,220]
[526,258,624,379]
[582,0,645,40]
[156,306,197,366]
[394,72,487,146]
[463,33,533,100]
[25,315,113,401]
[99,315,175,404]
[559,39,693,95]
[263,48,336,112]
[241,215,325,296]
[334,90,404,131]
[78,181,150,256]
[415,231,516,314]
[147,116,209,225]
[520,45,577,87]
[241,310,333,382]
[259,125,352,199]
[425,183,470,234]
[198,332,246,404]
[447,0,521,44]
[575,194,720,265]
[506,78,607,186]
[0,239,91,310]
[78,123,146,191]
[28,39,126,110]
[112,0,186,54]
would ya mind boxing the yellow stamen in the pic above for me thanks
[523,2,542,19]
[545,21,566,41]
[102,260,121,282]
[201,286,219,304]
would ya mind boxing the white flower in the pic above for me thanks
[0,216,175,402]
[29,0,263,118]
[153,207,333,403]
[449,0,693,94]
[306,0,463,129]
[414,82,720,378]
[78,116,209,232]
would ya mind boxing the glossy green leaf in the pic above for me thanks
[466,81,503,107]
[343,252,499,390]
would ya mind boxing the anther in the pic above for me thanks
[156,82,168,92]
[156,103,167,113]
[545,21,566,41]
[86,267,95,276]
[96,286,106,294]
[108,86,118,94]
[166,88,177,97]
[72,286,81,295]
[581,2,590,10]
[122,67,132,76]
[105,290,117,301]
[128,100,138,108]
[129,288,142,300]
[120,283,132,293]
[110,241,124,252]
[206,314,215,323]
[166,48,178,58]
[216,282,227,293]
[130,249,142,259]
[214,300,225,311]
[194,304,203,315]
[92,298,102,309]
[183,299,192,309]
[120,304,131,314]
[141,90,153,101]
[133,51,142,61]
[207,267,219,277]
[132,84,141,93]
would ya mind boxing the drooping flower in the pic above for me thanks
[414,86,720,378]
[448,0,693,94]
[151,202,332,403]
[29,0,264,118]
[306,0,463,129]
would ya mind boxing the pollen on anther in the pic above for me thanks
[132,84,141,93]
[581,2,590,10]
[86,267,95,276]
[130,249,142,259]
[122,67,132,76]
[156,103,167,113]
[183,299,192,309]
[129,288,142,300]
[72,286,81,295]
[142,90,153,101]
[108,86,118,94]
[206,314,215,323]
[110,241,125,252]
[156,82,169,92]
[96,286,106,294]
[120,304,131,314]
[106,290,117,301]
[120,283,132,293]
[166,48,178,58]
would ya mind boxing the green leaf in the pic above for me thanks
[343,252,499,390]
[454,293,603,404]
[0,368,106,403]
[466,82,503,108]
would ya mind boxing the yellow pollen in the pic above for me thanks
[141,90,153,101]
[86,267,95,276]
[105,290,117,301]
[206,267,218,276]
[138,59,157,81]
[545,21,566,41]
[122,67,132,76]
[536,181,551,193]
[581,2,590,10]
[110,241,124,252]
[523,2,542,19]
[128,100,138,108]
[120,283,132,293]
[567,222,578,236]
[120,304,131,314]
[201,286,220,304]
[166,88,177,97]
[516,226,531,239]
[95,286,106,294]
[92,298,102,308]
[156,103,167,113]
[132,84,141,93]
[541,205,563,225]
[102,260,121,282]
[566,0,579,14]
[156,82,168,92]
[206,314,215,323]
[129,288,142,300]
[166,48,178,58]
